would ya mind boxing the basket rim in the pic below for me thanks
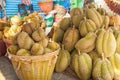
[7,48,60,62]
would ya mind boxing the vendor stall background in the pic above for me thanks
[0,0,70,18]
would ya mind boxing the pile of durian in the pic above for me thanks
[49,4,120,80]
[3,12,47,44]
[8,27,59,56]
[7,12,59,56]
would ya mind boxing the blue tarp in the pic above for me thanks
[0,0,70,18]
[0,10,4,18]
[54,0,70,10]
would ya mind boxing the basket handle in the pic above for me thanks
[17,59,32,70]
[48,55,58,66]
[17,61,21,70]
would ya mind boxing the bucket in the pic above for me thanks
[7,48,59,80]
[38,1,53,13]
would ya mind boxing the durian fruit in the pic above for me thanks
[72,14,84,28]
[39,37,49,48]
[22,23,36,35]
[40,21,46,30]
[32,27,46,42]
[113,30,120,38]
[17,31,34,50]
[59,17,71,31]
[55,45,70,72]
[70,49,77,71]
[111,25,120,34]
[62,27,80,52]
[109,15,120,26]
[114,31,120,53]
[71,49,92,80]
[70,8,84,28]
[79,17,97,36]
[51,24,64,43]
[75,32,96,53]
[44,48,53,54]
[8,45,19,55]
[23,12,43,29]
[97,7,106,15]
[16,49,31,56]
[47,40,59,51]
[84,3,96,9]
[92,54,114,80]
[70,8,83,17]
[10,16,23,25]
[88,50,101,64]
[109,53,120,80]
[4,25,22,39]
[102,15,110,28]
[96,28,116,57]
[112,24,119,31]
[31,43,44,55]
[85,8,103,28]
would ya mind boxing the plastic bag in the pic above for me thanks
[70,0,84,9]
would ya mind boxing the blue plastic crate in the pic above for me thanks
[6,0,40,17]
[0,10,4,18]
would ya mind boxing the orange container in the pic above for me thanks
[38,1,53,13]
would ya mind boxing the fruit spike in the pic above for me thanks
[104,0,120,14]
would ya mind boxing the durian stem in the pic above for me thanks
[102,25,108,30]
[108,28,113,33]
[83,17,87,22]
[95,30,98,34]
[49,38,52,42]
[102,53,105,60]
[77,49,81,56]
[101,25,105,29]
[104,25,108,30]
[113,22,116,27]
[62,44,64,50]
[72,25,75,29]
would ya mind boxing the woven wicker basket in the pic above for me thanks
[7,48,59,80]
